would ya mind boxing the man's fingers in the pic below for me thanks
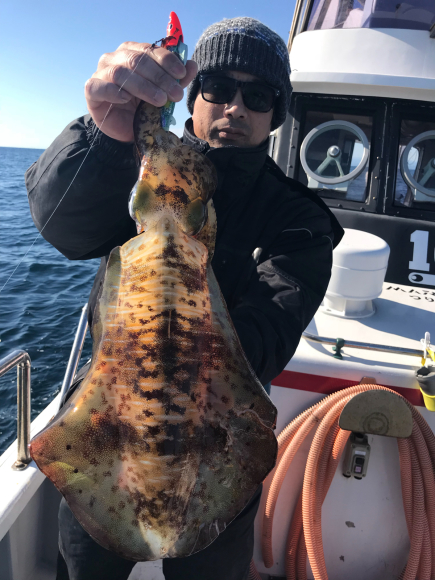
[179,60,198,89]
[125,51,185,98]
[86,42,199,131]
[97,59,184,104]
[85,78,132,105]
[109,49,185,95]
[111,42,186,79]
[97,66,182,107]
[146,44,186,78]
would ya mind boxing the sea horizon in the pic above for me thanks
[0,145,46,152]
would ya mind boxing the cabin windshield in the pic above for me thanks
[298,110,373,203]
[395,121,435,208]
[306,0,435,32]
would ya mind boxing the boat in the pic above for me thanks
[1,2,434,578]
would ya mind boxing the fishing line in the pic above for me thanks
[0,45,157,295]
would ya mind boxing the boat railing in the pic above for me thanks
[57,304,88,412]
[303,330,426,359]
[0,350,31,470]
[0,303,88,471]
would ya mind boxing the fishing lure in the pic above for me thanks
[30,14,277,562]
[159,12,188,131]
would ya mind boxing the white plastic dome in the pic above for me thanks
[323,229,390,318]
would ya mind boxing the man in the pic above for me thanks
[26,17,342,580]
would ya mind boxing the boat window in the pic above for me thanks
[306,0,435,32]
[395,121,435,209]
[298,110,373,203]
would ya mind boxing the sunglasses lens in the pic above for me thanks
[201,76,277,112]
[243,84,276,112]
[202,77,235,104]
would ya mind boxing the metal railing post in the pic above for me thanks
[0,350,32,470]
[57,304,88,411]
[0,306,89,471]
[13,357,31,470]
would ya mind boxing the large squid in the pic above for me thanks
[30,14,277,562]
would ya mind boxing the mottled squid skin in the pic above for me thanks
[30,101,277,561]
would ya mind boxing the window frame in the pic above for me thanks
[302,0,435,33]
[289,94,387,214]
[384,101,435,221]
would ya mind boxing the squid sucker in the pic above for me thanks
[30,99,278,561]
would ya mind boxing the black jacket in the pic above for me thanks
[26,115,343,386]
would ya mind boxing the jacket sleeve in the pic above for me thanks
[25,115,139,260]
[230,201,334,386]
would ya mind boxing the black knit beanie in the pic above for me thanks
[186,17,291,131]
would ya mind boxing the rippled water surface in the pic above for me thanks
[0,147,98,454]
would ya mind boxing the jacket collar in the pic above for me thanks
[182,118,269,193]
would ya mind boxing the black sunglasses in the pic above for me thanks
[199,74,279,113]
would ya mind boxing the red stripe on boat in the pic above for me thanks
[273,369,424,407]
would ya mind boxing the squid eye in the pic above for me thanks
[128,183,138,221]
[129,181,156,229]
[185,198,207,236]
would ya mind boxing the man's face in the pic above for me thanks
[192,71,274,148]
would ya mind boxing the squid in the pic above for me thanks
[30,15,277,562]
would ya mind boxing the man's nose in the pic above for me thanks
[224,88,246,118]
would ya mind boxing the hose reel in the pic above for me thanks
[257,384,435,580]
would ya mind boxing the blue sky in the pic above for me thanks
[1,0,295,149]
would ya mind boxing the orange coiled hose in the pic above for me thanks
[259,384,435,580]
[247,559,262,580]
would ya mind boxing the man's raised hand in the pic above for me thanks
[84,41,197,143]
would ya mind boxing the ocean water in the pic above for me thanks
[0,147,98,454]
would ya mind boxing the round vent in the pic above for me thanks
[322,229,390,319]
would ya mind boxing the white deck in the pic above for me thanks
[289,282,434,389]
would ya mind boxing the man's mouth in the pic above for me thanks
[216,126,247,139]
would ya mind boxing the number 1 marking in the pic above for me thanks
[409,230,430,272]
